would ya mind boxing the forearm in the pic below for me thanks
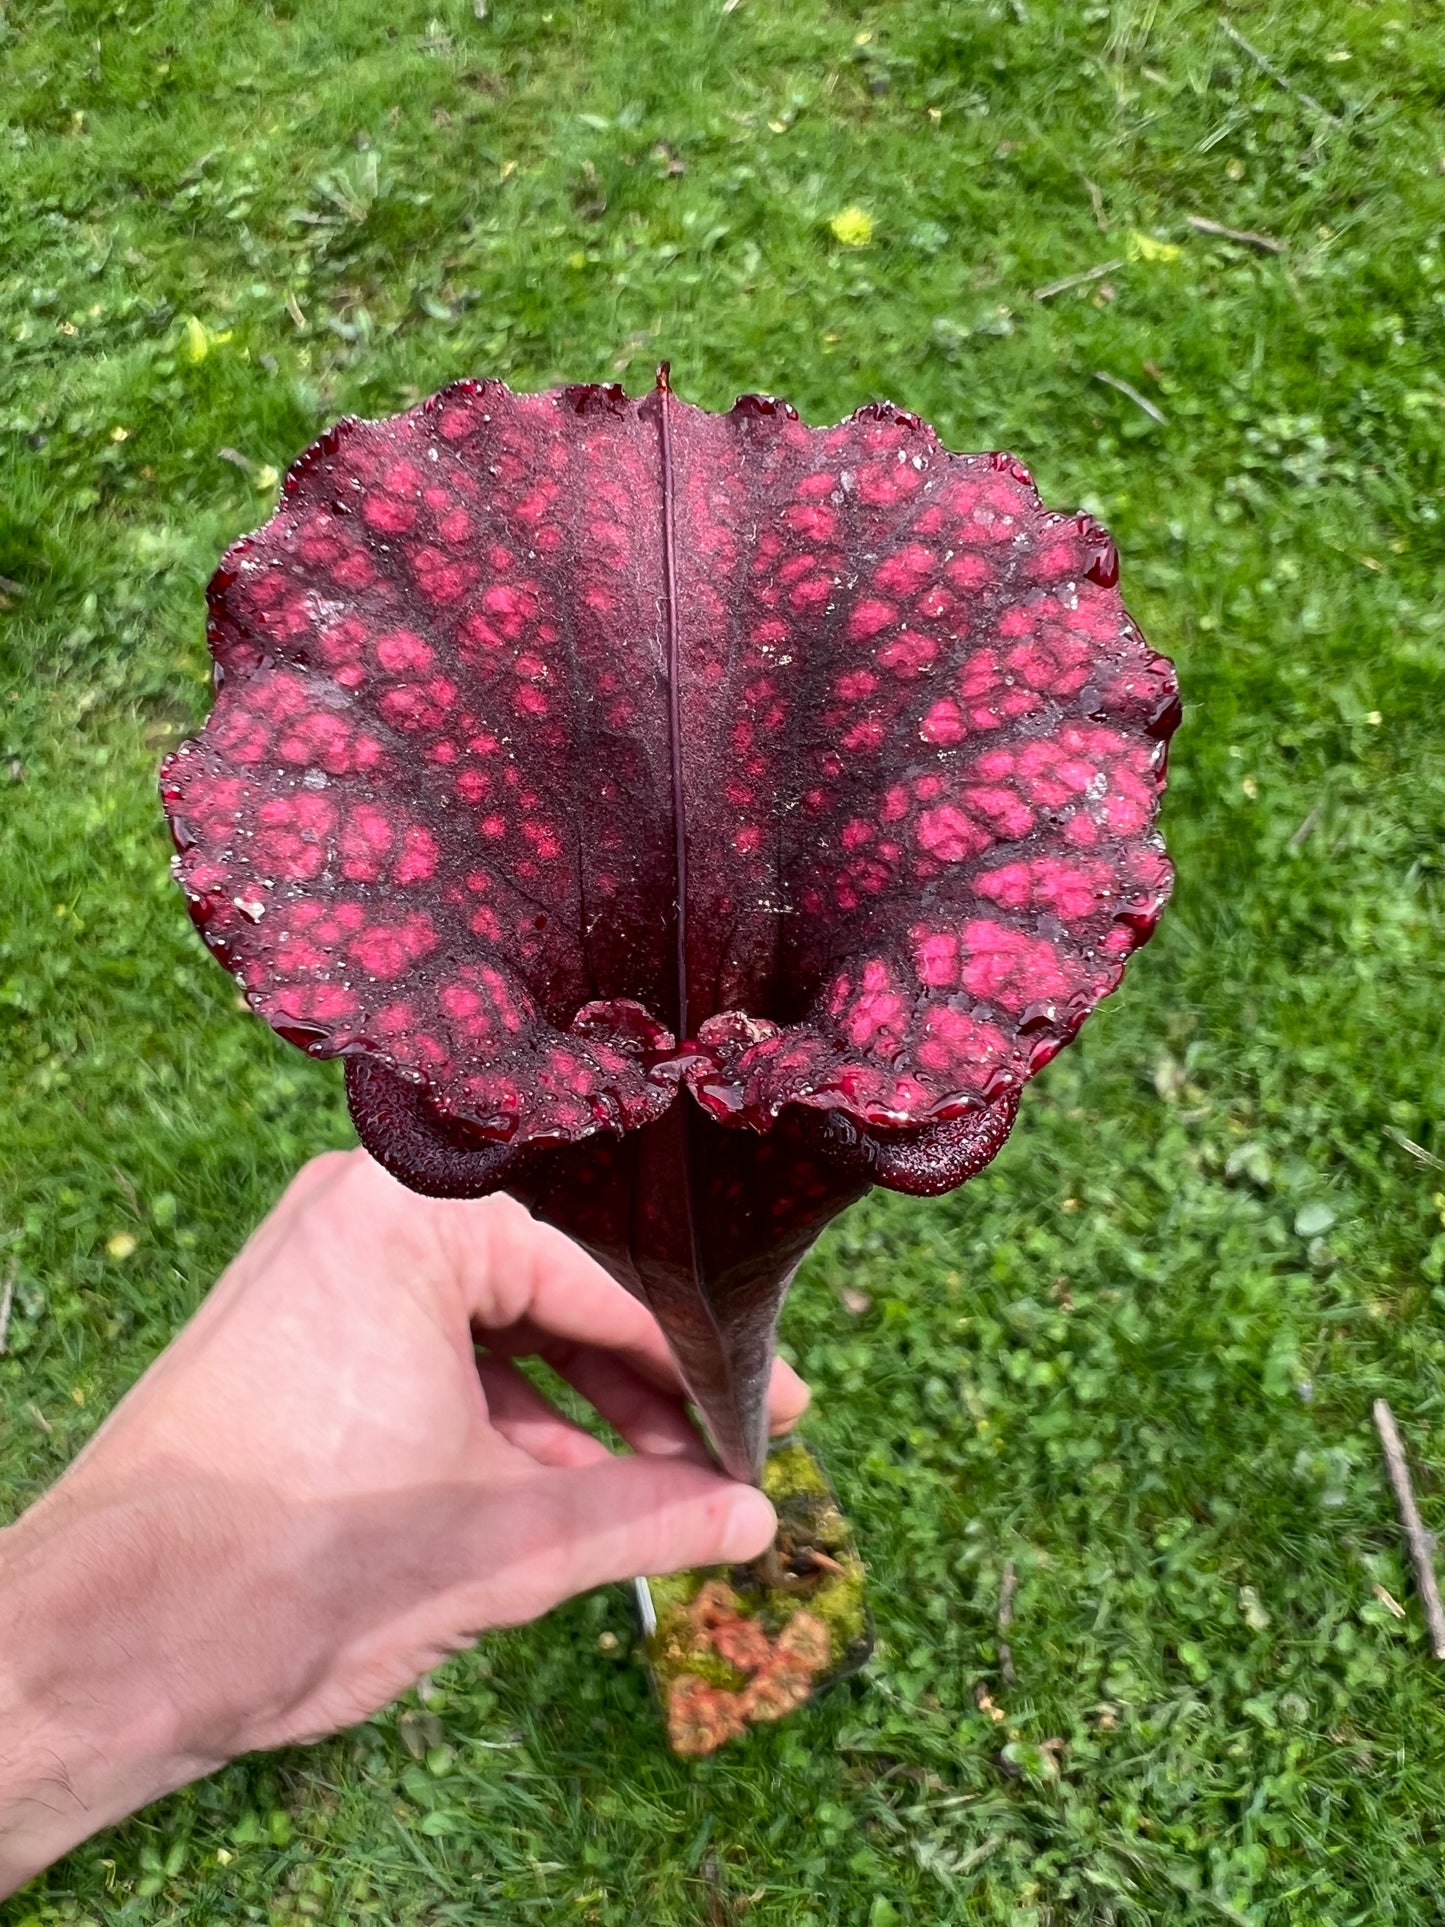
[0,1498,218,1899]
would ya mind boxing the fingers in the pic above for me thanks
[510,1341,711,1462]
[480,1457,778,1625]
[469,1199,694,1388]
[486,1327,812,1460]
[461,1202,815,1437]
[545,1456,778,1595]
[473,1358,611,1471]
[354,1152,813,1447]
[765,1355,811,1435]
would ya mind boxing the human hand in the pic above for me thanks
[0,1149,806,1895]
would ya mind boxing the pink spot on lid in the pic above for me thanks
[957,920,1075,1011]
[915,805,990,864]
[522,820,562,860]
[877,628,938,678]
[376,630,436,676]
[847,599,897,642]
[340,803,395,881]
[393,825,440,885]
[874,544,935,598]
[915,1006,1008,1079]
[944,552,993,591]
[272,982,361,1024]
[361,493,417,535]
[915,585,957,621]
[920,697,966,746]
[348,914,439,981]
[961,786,1035,840]
[789,573,833,611]
[784,502,838,540]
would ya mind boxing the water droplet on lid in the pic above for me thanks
[1018,1001,1058,1036]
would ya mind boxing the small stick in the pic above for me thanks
[1186,214,1285,255]
[1287,803,1321,851]
[997,1560,1017,1686]
[1033,258,1123,301]
[1385,1127,1445,1175]
[0,1261,14,1356]
[1218,17,1341,126]
[1093,371,1168,426]
[1373,1399,1445,1660]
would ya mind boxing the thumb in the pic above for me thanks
[510,1456,777,1616]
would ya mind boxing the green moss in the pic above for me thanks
[802,1558,868,1658]
[762,1437,830,1502]
[642,1437,872,1710]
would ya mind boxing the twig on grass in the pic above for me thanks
[1093,371,1168,425]
[997,1560,1018,1686]
[0,1260,15,1356]
[1287,803,1321,851]
[1385,1127,1445,1175]
[700,1850,734,1927]
[1034,258,1123,301]
[111,1164,141,1219]
[1186,214,1285,254]
[1218,17,1341,126]
[1373,1399,1445,1660]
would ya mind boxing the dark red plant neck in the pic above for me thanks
[657,362,690,1043]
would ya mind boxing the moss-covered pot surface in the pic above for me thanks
[640,1438,873,1757]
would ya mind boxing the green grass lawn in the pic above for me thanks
[3,0,1444,1919]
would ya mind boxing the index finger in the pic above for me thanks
[445,1191,812,1435]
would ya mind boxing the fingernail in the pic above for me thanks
[720,1486,777,1562]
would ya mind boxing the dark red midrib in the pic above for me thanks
[657,364,689,1043]
[656,374,760,1478]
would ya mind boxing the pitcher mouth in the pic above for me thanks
[161,371,1177,1495]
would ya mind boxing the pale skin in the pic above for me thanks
[0,1149,806,1899]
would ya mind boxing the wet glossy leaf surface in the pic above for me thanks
[162,378,1175,1475]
